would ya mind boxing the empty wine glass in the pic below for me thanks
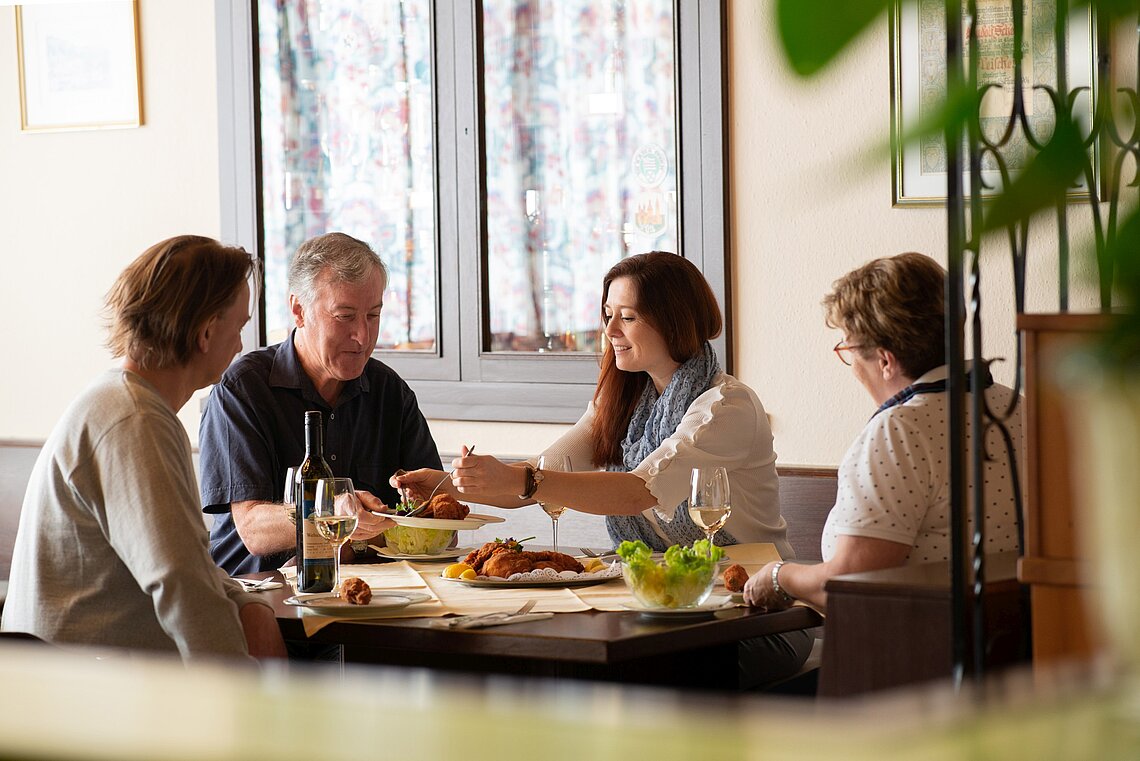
[282,467,297,525]
[689,467,732,552]
[536,455,571,552]
[313,477,360,595]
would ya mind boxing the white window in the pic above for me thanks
[217,0,728,422]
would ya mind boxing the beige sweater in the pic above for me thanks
[2,370,266,660]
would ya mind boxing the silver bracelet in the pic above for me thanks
[771,561,792,603]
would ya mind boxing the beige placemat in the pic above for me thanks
[281,562,446,636]
[722,542,782,569]
[416,565,592,615]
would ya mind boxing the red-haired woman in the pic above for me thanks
[397,251,789,554]
[395,252,807,688]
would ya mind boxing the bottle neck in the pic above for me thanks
[304,412,324,459]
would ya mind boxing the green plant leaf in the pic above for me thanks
[1101,209,1140,369]
[775,0,895,77]
[981,118,1089,232]
[875,82,979,161]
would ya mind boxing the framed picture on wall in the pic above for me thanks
[15,0,143,132]
[890,0,1096,206]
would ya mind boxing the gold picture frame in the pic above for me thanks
[890,0,1096,206]
[15,0,143,132]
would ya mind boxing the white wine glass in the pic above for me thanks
[536,455,571,553]
[313,477,360,595]
[282,467,297,525]
[689,467,731,553]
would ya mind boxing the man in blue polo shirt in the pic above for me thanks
[199,232,442,575]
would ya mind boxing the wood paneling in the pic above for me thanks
[1018,313,1111,667]
[819,553,1026,697]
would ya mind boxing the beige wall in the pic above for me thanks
[0,3,223,441]
[0,2,1103,468]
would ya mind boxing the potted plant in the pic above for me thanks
[769,0,1139,671]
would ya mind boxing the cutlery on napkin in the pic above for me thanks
[236,578,283,592]
[430,612,554,630]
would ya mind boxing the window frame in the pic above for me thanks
[215,0,729,424]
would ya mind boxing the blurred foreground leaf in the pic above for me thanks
[886,83,979,156]
[1102,210,1140,369]
[982,118,1088,232]
[775,0,893,77]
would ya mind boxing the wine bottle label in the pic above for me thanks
[303,519,335,560]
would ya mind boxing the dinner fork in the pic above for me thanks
[445,599,537,629]
[426,445,475,502]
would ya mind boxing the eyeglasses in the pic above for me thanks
[833,340,865,366]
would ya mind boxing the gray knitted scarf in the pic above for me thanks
[604,342,736,551]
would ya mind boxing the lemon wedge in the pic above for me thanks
[443,562,472,579]
[459,568,478,580]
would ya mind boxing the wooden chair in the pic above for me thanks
[764,467,837,695]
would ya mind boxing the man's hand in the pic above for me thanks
[390,468,449,503]
[352,491,395,540]
[239,602,287,659]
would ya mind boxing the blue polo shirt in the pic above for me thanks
[199,331,442,575]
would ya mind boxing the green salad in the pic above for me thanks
[616,539,724,608]
[386,497,454,555]
[385,524,454,555]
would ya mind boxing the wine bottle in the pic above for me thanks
[295,410,335,593]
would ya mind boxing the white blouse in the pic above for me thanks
[540,372,792,558]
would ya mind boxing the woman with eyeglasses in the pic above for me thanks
[743,252,1023,613]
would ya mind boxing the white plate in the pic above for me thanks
[283,591,432,616]
[370,545,475,562]
[621,594,734,619]
[441,565,622,589]
[387,512,506,531]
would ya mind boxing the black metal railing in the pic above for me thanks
[946,0,1137,684]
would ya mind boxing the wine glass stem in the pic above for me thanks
[551,517,559,553]
[333,545,341,595]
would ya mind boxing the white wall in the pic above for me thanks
[0,1,1104,469]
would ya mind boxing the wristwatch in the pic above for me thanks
[518,463,545,500]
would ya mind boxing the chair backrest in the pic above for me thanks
[1,441,216,582]
[0,442,42,580]
[778,467,838,563]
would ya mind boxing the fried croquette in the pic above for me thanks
[723,563,749,593]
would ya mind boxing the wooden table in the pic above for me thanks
[248,570,822,690]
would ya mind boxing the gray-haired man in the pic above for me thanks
[199,232,442,575]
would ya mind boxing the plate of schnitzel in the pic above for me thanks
[441,538,623,587]
[440,565,622,588]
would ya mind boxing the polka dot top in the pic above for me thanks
[821,366,1024,565]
